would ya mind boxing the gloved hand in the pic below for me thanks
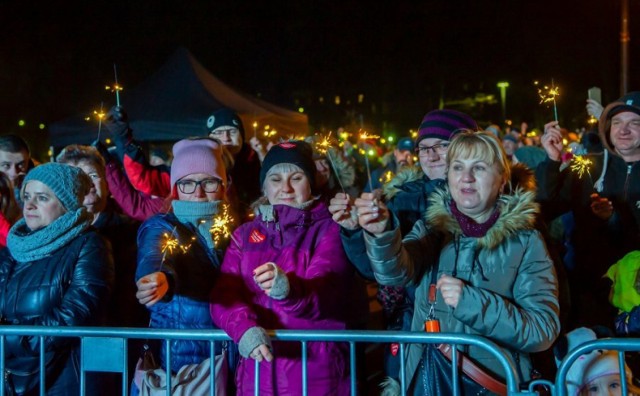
[91,139,111,162]
[104,105,131,140]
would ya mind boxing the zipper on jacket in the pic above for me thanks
[623,163,633,200]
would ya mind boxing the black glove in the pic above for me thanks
[91,139,112,162]
[104,105,131,139]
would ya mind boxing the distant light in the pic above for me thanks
[367,149,375,156]
[319,97,324,104]
[380,138,386,144]
[358,94,364,104]
[497,81,510,88]
[47,148,53,157]
[562,138,568,146]
[387,136,395,142]
[298,107,304,113]
[18,120,25,127]
[105,138,112,144]
[252,122,258,128]
[39,123,45,130]
[334,96,341,105]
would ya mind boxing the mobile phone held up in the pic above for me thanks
[588,86,602,104]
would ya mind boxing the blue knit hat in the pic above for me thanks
[22,163,92,211]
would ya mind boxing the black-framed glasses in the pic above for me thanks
[209,128,240,138]
[176,178,222,194]
[415,142,450,156]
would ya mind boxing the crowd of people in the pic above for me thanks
[0,91,639,395]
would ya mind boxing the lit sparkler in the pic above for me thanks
[95,102,105,141]
[314,132,346,194]
[105,64,123,106]
[535,80,560,122]
[569,155,593,180]
[210,203,235,247]
[358,130,380,191]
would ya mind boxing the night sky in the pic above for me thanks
[1,1,638,157]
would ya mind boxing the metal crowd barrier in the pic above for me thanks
[0,326,530,395]
[549,337,640,396]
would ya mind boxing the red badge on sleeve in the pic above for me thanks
[249,229,266,243]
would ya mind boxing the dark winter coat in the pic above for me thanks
[136,213,224,373]
[0,230,114,393]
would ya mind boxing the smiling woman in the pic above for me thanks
[356,130,560,394]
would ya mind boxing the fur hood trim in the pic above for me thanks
[425,186,539,250]
[383,165,424,199]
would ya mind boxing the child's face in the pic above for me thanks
[580,374,626,396]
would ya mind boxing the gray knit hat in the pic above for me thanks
[22,163,92,211]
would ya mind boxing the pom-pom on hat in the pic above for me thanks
[417,109,477,145]
[170,138,227,189]
[259,140,316,188]
[205,107,245,140]
[22,163,92,211]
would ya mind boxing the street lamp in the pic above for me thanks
[497,81,510,122]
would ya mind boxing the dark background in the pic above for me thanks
[1,1,638,160]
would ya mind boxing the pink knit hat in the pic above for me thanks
[170,138,227,188]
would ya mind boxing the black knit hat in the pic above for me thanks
[259,141,316,188]
[205,107,245,140]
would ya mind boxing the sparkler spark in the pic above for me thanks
[312,132,347,194]
[569,155,593,179]
[210,204,235,246]
[161,232,180,255]
[534,80,560,122]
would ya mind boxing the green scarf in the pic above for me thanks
[7,208,92,262]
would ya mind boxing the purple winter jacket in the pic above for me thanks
[211,201,352,396]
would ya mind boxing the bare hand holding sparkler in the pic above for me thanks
[590,193,613,220]
[136,272,169,307]
[328,192,359,230]
[540,121,564,162]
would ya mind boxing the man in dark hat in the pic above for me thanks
[205,108,261,219]
[537,91,640,329]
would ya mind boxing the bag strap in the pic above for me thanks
[438,343,507,395]
[428,236,507,396]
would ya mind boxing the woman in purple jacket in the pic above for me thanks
[211,140,353,395]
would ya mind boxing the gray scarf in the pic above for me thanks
[7,208,92,262]
[171,200,222,250]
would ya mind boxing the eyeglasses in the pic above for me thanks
[415,142,450,156]
[176,178,222,194]
[209,128,240,138]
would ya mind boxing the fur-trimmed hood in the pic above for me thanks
[425,166,539,250]
[382,165,425,199]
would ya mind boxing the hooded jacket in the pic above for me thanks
[211,201,352,396]
[536,103,640,327]
[364,185,560,387]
